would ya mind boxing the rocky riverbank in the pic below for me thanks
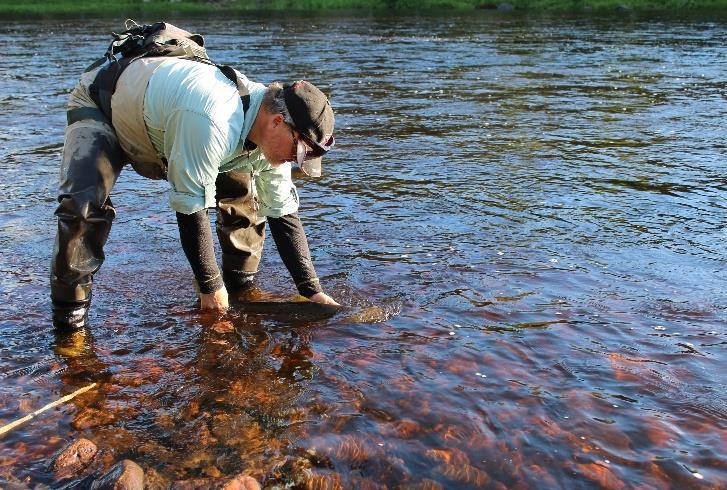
[39,437,263,489]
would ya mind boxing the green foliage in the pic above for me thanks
[1,0,726,17]
[512,0,726,10]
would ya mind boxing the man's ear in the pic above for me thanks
[271,113,284,127]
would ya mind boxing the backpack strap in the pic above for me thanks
[89,22,251,121]
[89,21,208,120]
[91,57,251,121]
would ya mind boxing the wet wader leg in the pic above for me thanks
[215,171,266,290]
[50,116,125,330]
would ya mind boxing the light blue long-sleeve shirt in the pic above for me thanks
[143,58,299,218]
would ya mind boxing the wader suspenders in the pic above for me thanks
[77,22,252,180]
[88,56,252,122]
[87,21,251,121]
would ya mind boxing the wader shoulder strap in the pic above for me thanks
[89,56,140,121]
[90,57,251,121]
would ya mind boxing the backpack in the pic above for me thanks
[88,20,250,121]
[101,20,208,60]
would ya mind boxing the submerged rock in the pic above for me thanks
[171,475,261,490]
[202,465,222,478]
[303,472,344,490]
[222,475,261,490]
[0,479,32,490]
[89,460,144,490]
[143,468,171,490]
[49,438,98,479]
[170,479,211,490]
[71,407,116,430]
[435,462,491,487]
[397,480,444,490]
[349,476,389,490]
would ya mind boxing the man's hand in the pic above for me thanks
[200,286,229,310]
[308,291,340,306]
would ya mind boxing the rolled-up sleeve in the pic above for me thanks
[164,109,233,214]
[255,162,300,218]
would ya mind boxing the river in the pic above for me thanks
[0,11,725,488]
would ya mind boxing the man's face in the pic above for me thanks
[260,114,298,167]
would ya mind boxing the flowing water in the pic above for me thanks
[0,12,725,489]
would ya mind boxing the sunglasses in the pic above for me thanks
[285,122,336,157]
[287,123,335,165]
[297,131,335,160]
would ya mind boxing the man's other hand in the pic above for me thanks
[200,287,229,310]
[308,292,340,306]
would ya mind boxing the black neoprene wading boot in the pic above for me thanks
[52,296,91,331]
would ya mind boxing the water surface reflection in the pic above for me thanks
[0,11,725,489]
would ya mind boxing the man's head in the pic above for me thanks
[255,81,335,176]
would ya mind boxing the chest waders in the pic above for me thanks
[50,22,252,330]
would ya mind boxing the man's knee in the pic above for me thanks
[216,200,254,230]
[54,193,115,223]
[59,119,124,200]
